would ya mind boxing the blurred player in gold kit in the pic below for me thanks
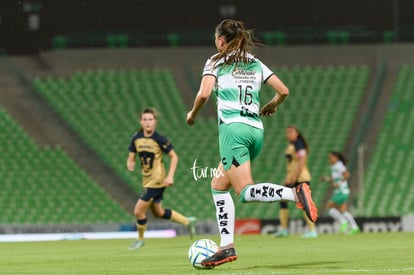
[273,126,318,238]
[127,108,196,250]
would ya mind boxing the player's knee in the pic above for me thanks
[161,208,172,220]
[326,202,335,209]
[152,210,162,218]
[280,201,289,209]
[239,184,253,203]
[134,209,145,219]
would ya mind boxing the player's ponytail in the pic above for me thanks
[212,19,256,66]
[330,151,347,165]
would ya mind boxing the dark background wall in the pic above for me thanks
[1,0,414,54]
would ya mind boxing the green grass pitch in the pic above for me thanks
[1,233,413,274]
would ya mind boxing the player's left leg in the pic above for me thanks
[327,200,348,233]
[273,201,289,237]
[202,161,238,268]
[339,203,360,234]
[222,123,318,222]
[150,195,196,239]
[228,162,317,221]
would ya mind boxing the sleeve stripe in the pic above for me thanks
[264,73,274,83]
[202,73,217,79]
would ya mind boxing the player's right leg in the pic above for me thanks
[302,213,318,238]
[201,162,238,268]
[129,198,151,250]
[273,201,289,237]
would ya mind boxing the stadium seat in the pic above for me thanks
[362,65,414,216]
[0,108,132,225]
[262,31,287,46]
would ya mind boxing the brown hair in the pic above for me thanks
[211,19,256,66]
[138,108,158,133]
[330,151,347,165]
[287,125,309,154]
[140,108,158,119]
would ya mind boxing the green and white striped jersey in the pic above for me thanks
[202,52,274,129]
[330,161,350,194]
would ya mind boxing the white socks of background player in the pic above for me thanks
[343,211,359,230]
[329,208,359,230]
[212,189,235,248]
[240,183,296,203]
[329,208,347,224]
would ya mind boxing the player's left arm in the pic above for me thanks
[260,74,289,117]
[186,75,215,126]
[164,149,178,187]
[342,170,350,181]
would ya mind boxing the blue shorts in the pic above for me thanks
[140,187,165,203]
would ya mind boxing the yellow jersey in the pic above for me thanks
[128,131,173,188]
[285,139,311,182]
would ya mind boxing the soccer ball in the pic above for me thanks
[188,239,219,269]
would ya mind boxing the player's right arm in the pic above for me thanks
[260,74,289,117]
[127,152,136,171]
[186,75,216,126]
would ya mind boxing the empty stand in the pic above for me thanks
[363,65,414,216]
[0,108,132,224]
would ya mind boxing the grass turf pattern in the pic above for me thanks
[1,233,413,274]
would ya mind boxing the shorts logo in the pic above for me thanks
[232,157,240,167]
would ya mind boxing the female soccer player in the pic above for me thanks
[186,19,318,267]
[321,151,360,234]
[273,126,318,238]
[127,108,196,250]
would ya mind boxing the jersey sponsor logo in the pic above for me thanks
[240,106,258,118]
[232,68,256,76]
[228,57,257,65]
[138,144,153,150]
